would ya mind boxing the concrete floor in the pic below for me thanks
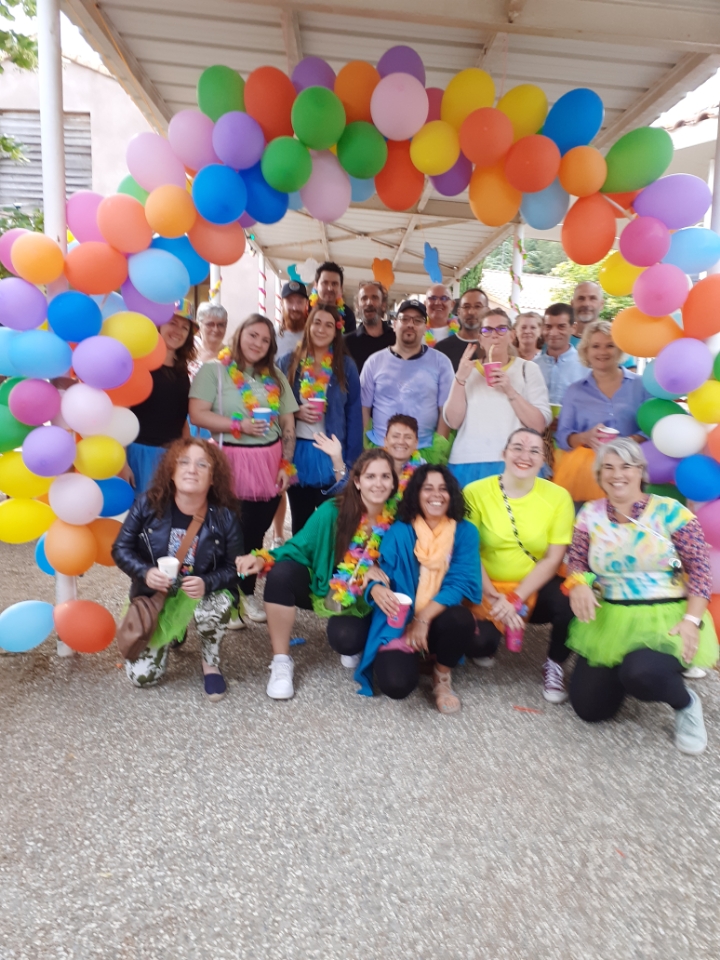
[0,540,719,960]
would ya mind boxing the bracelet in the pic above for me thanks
[560,571,597,596]
[413,617,430,626]
[250,548,275,575]
[279,459,297,478]
[682,614,704,629]
[506,591,529,618]
[230,411,243,438]
[333,464,347,477]
[455,376,467,386]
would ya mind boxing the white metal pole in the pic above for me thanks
[258,252,266,314]
[275,271,283,329]
[209,263,221,305]
[709,116,720,274]
[509,220,525,317]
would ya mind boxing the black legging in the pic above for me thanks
[465,575,573,664]
[570,649,691,722]
[239,495,281,596]
[264,558,371,655]
[287,485,331,536]
[374,605,476,700]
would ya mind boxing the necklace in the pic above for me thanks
[299,349,333,402]
[498,474,538,563]
[395,451,423,501]
[329,502,397,607]
[309,289,346,322]
[218,347,280,419]
[424,318,459,348]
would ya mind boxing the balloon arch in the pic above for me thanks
[2,43,720,648]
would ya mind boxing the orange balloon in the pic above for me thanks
[64,242,128,295]
[44,519,97,575]
[707,593,720,635]
[105,364,154,406]
[559,146,607,198]
[10,233,65,284]
[681,274,720,339]
[54,599,115,653]
[468,163,521,227]
[96,194,152,254]
[88,517,121,566]
[561,194,616,265]
[459,108,513,167]
[188,216,247,266]
[244,66,296,141]
[611,307,683,358]
[504,135,560,193]
[375,140,425,212]
[707,425,720,462]
[135,333,167,371]
[145,185,197,238]
[605,190,640,217]
[334,61,380,123]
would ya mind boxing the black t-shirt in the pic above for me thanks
[169,503,200,574]
[434,334,482,372]
[132,365,190,447]
[344,322,396,373]
[342,304,357,335]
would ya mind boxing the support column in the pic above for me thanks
[209,263,222,305]
[258,252,266,314]
[709,116,720,275]
[509,220,525,318]
[274,271,283,330]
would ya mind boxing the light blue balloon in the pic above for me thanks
[91,291,127,320]
[0,600,54,652]
[521,178,570,230]
[350,176,375,202]
[128,249,190,305]
[151,236,209,286]
[35,534,55,576]
[9,329,72,379]
[542,89,605,155]
[662,227,720,275]
[642,359,682,400]
[0,328,21,377]
[287,191,303,211]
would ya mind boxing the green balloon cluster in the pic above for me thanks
[197,65,245,122]
[117,175,149,205]
[261,137,313,193]
[0,406,33,454]
[601,127,673,194]
[291,86,346,150]
[637,398,687,436]
[337,122,388,179]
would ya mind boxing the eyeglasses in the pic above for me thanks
[481,325,510,336]
[177,457,212,471]
[398,315,426,326]
[203,321,227,330]
[427,296,451,304]
[507,444,543,457]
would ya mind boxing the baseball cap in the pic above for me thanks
[281,280,309,300]
[397,299,427,319]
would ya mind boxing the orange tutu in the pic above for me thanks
[468,580,538,636]
[553,446,604,502]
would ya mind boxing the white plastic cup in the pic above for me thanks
[157,556,180,580]
[596,426,619,444]
[387,592,412,629]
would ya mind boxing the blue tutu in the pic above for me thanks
[127,442,166,495]
[448,461,504,487]
[294,438,335,489]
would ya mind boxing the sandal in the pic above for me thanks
[432,668,460,715]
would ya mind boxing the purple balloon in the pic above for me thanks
[0,277,48,331]
[212,112,266,171]
[292,56,336,92]
[72,336,134,390]
[654,337,712,396]
[377,45,426,86]
[9,379,61,426]
[640,441,681,485]
[634,174,712,231]
[238,212,257,228]
[120,278,175,327]
[22,425,76,477]
[431,153,472,196]
[619,216,670,267]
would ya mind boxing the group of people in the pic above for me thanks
[111,262,718,756]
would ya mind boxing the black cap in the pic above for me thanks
[281,280,309,299]
[397,299,427,319]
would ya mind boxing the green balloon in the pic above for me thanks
[261,137,312,193]
[637,398,687,436]
[712,351,720,382]
[0,377,25,405]
[197,65,245,122]
[0,405,33,453]
[601,127,674,194]
[646,482,686,505]
[117,175,149,204]
[337,122,388,179]
[291,86,346,151]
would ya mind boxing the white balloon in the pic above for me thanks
[705,331,720,358]
[48,473,103,525]
[652,414,708,459]
[61,383,113,436]
[100,406,139,446]
[50,389,71,430]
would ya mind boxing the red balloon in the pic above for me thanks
[54,599,116,653]
[460,108,513,167]
[681,274,720,340]
[244,66,296,142]
[64,242,128,295]
[708,593,720,636]
[105,363,154,406]
[188,216,246,266]
[604,190,641,217]
[504,134,561,193]
[561,193,616,265]
[375,140,424,212]
[135,334,167,371]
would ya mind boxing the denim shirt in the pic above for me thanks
[555,369,651,450]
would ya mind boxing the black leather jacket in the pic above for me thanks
[111,494,242,600]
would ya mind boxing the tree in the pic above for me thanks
[459,261,483,294]
[482,236,568,276]
[549,256,633,319]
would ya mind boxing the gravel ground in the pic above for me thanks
[1,540,719,960]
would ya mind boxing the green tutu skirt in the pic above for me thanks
[567,599,719,669]
[310,593,370,620]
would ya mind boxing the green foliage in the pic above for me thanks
[0,206,43,278]
[0,0,38,74]
[459,261,483,294]
[482,236,568,276]
[549,256,633,319]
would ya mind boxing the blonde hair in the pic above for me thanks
[577,319,625,367]
[594,437,649,484]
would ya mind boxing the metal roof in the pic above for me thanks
[61,0,720,296]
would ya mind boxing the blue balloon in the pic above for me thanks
[0,328,21,377]
[241,162,289,224]
[0,600,54,652]
[151,236,209,286]
[9,329,72,379]
[128,249,190,305]
[521,178,570,230]
[97,476,135,517]
[350,176,376,202]
[642,360,682,400]
[675,454,720,503]
[192,164,247,225]
[663,227,720,275]
[48,291,103,342]
[35,533,55,576]
[92,291,127,320]
[543,89,605,155]
[287,191,303,211]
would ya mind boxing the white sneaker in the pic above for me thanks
[341,653,361,669]
[683,666,707,679]
[56,639,76,658]
[267,656,294,699]
[225,612,246,630]
[675,690,707,755]
[243,595,267,623]
[472,656,496,668]
[542,658,569,704]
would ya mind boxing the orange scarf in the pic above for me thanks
[412,515,456,612]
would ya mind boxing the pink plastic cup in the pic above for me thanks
[308,397,326,418]
[387,592,412,629]
[506,624,524,653]
[483,361,502,385]
[596,425,619,444]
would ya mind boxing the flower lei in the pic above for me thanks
[309,289,346,328]
[394,450,423,502]
[218,347,280,420]
[299,349,333,403]
[424,318,460,348]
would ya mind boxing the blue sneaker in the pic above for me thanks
[675,690,707,755]
[203,672,227,702]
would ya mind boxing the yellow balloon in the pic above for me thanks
[441,69,495,130]
[410,121,460,176]
[687,381,720,424]
[102,311,159,359]
[497,84,548,141]
[74,435,126,480]
[0,451,53,499]
[0,498,55,543]
[599,251,645,297]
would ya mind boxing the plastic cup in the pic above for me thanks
[387,592,412,629]
[252,406,272,433]
[506,624,524,653]
[551,404,562,420]
[596,425,619,444]
[157,556,180,580]
[307,397,326,417]
[483,361,502,385]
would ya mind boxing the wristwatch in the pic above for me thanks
[682,614,704,629]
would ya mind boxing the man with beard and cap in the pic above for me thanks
[435,287,489,372]
[423,282,457,347]
[276,280,309,361]
[344,279,395,372]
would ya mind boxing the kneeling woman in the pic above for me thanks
[356,465,481,714]
[235,450,398,700]
[112,439,242,701]
[566,438,718,755]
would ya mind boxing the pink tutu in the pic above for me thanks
[222,441,283,501]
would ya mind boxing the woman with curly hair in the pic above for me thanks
[356,464,481,714]
[112,438,242,701]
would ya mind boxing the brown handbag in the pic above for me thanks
[116,505,208,660]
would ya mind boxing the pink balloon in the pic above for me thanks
[120,278,175,326]
[633,263,690,317]
[370,73,429,141]
[300,152,351,224]
[426,87,444,123]
[66,191,104,243]
[167,109,219,173]
[697,501,720,550]
[710,548,720,594]
[126,133,187,192]
[0,228,28,275]
[8,379,61,426]
[619,216,671,267]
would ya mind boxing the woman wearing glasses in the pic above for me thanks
[464,428,576,703]
[188,303,228,379]
[444,308,551,485]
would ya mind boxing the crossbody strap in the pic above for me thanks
[497,475,539,564]
[216,362,224,448]
[173,503,208,567]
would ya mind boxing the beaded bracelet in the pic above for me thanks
[250,548,275,575]
[279,459,297,478]
[560,571,597,596]
[506,591,529,618]
[230,411,243,438]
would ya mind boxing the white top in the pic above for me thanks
[275,329,304,361]
[429,325,451,342]
[296,414,326,440]
[446,357,551,465]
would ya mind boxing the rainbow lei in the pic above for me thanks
[299,349,333,403]
[309,289,346,325]
[424,318,460,347]
[218,347,280,420]
[393,450,424,503]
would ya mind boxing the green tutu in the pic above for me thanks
[567,599,719,669]
[310,593,370,620]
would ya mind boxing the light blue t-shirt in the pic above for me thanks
[533,345,586,404]
[555,369,652,450]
